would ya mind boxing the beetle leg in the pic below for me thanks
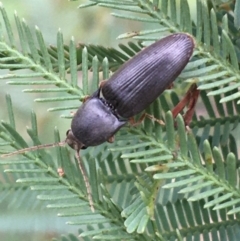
[129,84,199,127]
[145,113,165,125]
[107,136,115,143]
[167,82,174,90]
[129,114,146,127]
[171,83,199,125]
[144,84,199,126]
[129,84,199,126]
[129,113,165,126]
[99,80,108,88]
[82,95,91,102]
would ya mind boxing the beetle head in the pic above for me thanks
[65,129,87,151]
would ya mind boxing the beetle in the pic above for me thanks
[66,33,195,151]
[2,33,195,212]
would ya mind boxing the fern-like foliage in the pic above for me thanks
[1,0,240,241]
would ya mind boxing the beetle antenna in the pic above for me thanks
[75,149,94,212]
[1,141,66,158]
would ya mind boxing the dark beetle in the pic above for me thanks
[2,33,195,212]
[66,33,195,151]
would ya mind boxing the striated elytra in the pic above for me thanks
[66,33,195,150]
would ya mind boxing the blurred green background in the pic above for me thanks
[0,0,196,240]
